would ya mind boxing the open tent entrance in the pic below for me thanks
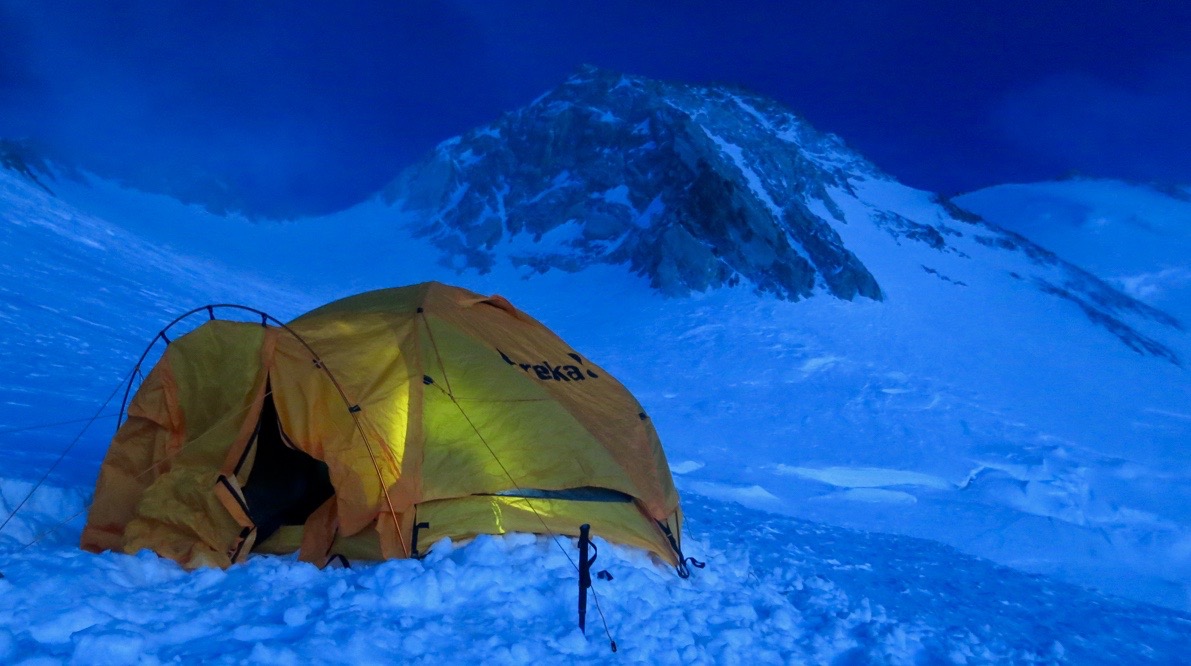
[240,380,334,546]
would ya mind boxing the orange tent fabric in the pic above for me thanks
[82,282,684,569]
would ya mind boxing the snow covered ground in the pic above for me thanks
[3,479,1190,664]
[1,168,1191,661]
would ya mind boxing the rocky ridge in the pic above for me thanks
[386,65,883,301]
[384,66,1183,363]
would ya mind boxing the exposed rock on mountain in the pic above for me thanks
[385,66,1182,364]
[0,139,55,195]
[386,65,882,301]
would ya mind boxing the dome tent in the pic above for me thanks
[81,282,685,570]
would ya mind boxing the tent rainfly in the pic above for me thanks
[81,282,686,571]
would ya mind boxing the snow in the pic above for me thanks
[452,149,484,168]
[957,179,1191,324]
[772,466,955,491]
[4,480,1190,663]
[600,185,633,208]
[1,167,1191,660]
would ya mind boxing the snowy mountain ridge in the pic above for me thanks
[384,66,1182,365]
[958,178,1191,326]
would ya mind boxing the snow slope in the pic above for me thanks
[0,172,308,484]
[956,179,1191,324]
[1,154,1190,660]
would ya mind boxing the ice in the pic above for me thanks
[670,460,705,475]
[774,465,954,490]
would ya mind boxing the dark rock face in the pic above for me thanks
[386,65,883,301]
[0,140,55,195]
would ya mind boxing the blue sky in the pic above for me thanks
[2,1,1189,216]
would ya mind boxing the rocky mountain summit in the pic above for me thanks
[386,65,883,301]
[384,66,1182,363]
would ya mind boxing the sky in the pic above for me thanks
[2,1,1190,217]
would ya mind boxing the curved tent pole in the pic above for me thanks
[116,304,282,434]
[114,303,409,554]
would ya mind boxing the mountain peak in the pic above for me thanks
[384,69,1182,364]
[386,68,885,301]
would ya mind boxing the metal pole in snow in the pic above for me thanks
[578,523,591,634]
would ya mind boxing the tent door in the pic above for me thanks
[241,381,334,546]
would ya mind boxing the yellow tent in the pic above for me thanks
[81,282,685,570]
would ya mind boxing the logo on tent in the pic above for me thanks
[498,349,600,381]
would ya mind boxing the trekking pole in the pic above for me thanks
[577,523,592,634]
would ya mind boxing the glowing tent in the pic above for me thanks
[81,282,685,570]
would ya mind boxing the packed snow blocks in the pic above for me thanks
[82,282,685,569]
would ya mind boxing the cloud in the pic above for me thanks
[994,54,1191,184]
[4,2,1191,215]
[0,1,506,217]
